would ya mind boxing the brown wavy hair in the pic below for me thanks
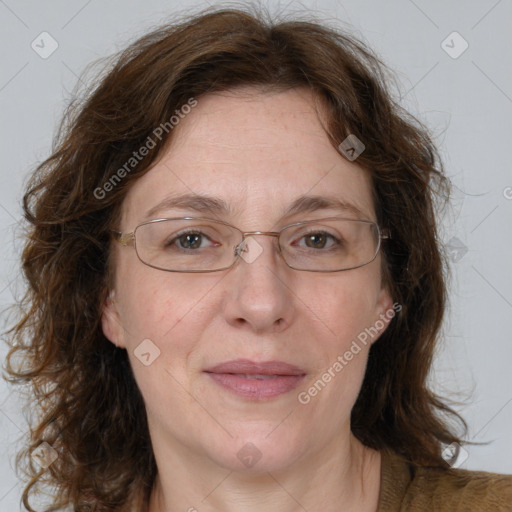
[4,5,466,511]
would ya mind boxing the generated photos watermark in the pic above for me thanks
[31,31,59,59]
[441,31,469,60]
[93,97,198,200]
[298,302,402,405]
[441,442,469,468]
[134,338,161,366]
[338,134,365,161]
[31,441,58,470]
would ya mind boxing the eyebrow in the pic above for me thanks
[144,193,230,220]
[143,193,368,221]
[284,195,366,220]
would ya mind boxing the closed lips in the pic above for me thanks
[204,359,306,400]
[204,359,306,376]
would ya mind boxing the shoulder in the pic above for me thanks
[378,449,512,512]
[407,464,512,511]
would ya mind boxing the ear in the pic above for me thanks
[370,286,395,344]
[101,289,127,349]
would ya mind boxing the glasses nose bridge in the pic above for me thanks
[233,230,282,259]
[242,230,280,239]
[241,230,282,249]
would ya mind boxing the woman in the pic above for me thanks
[6,6,511,511]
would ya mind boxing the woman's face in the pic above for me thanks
[103,87,392,473]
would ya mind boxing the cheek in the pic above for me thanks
[114,271,222,408]
[299,268,382,348]
[115,272,206,416]
[294,273,382,428]
[115,269,219,345]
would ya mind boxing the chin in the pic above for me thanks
[200,428,305,474]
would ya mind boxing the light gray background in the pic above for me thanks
[1,0,511,509]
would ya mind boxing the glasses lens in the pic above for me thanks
[279,219,380,271]
[134,219,241,272]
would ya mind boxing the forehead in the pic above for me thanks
[120,87,375,228]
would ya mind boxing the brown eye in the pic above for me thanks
[299,232,339,250]
[305,233,328,248]
[164,230,214,251]
[178,233,203,249]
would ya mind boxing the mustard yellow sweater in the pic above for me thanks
[378,449,512,511]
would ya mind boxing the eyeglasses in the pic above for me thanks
[112,217,389,273]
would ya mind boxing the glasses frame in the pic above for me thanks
[112,216,390,273]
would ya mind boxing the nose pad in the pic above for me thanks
[234,237,264,264]
[233,240,246,258]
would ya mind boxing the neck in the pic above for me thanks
[148,434,381,512]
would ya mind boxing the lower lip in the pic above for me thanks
[206,373,306,400]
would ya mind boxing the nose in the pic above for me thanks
[221,235,296,334]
